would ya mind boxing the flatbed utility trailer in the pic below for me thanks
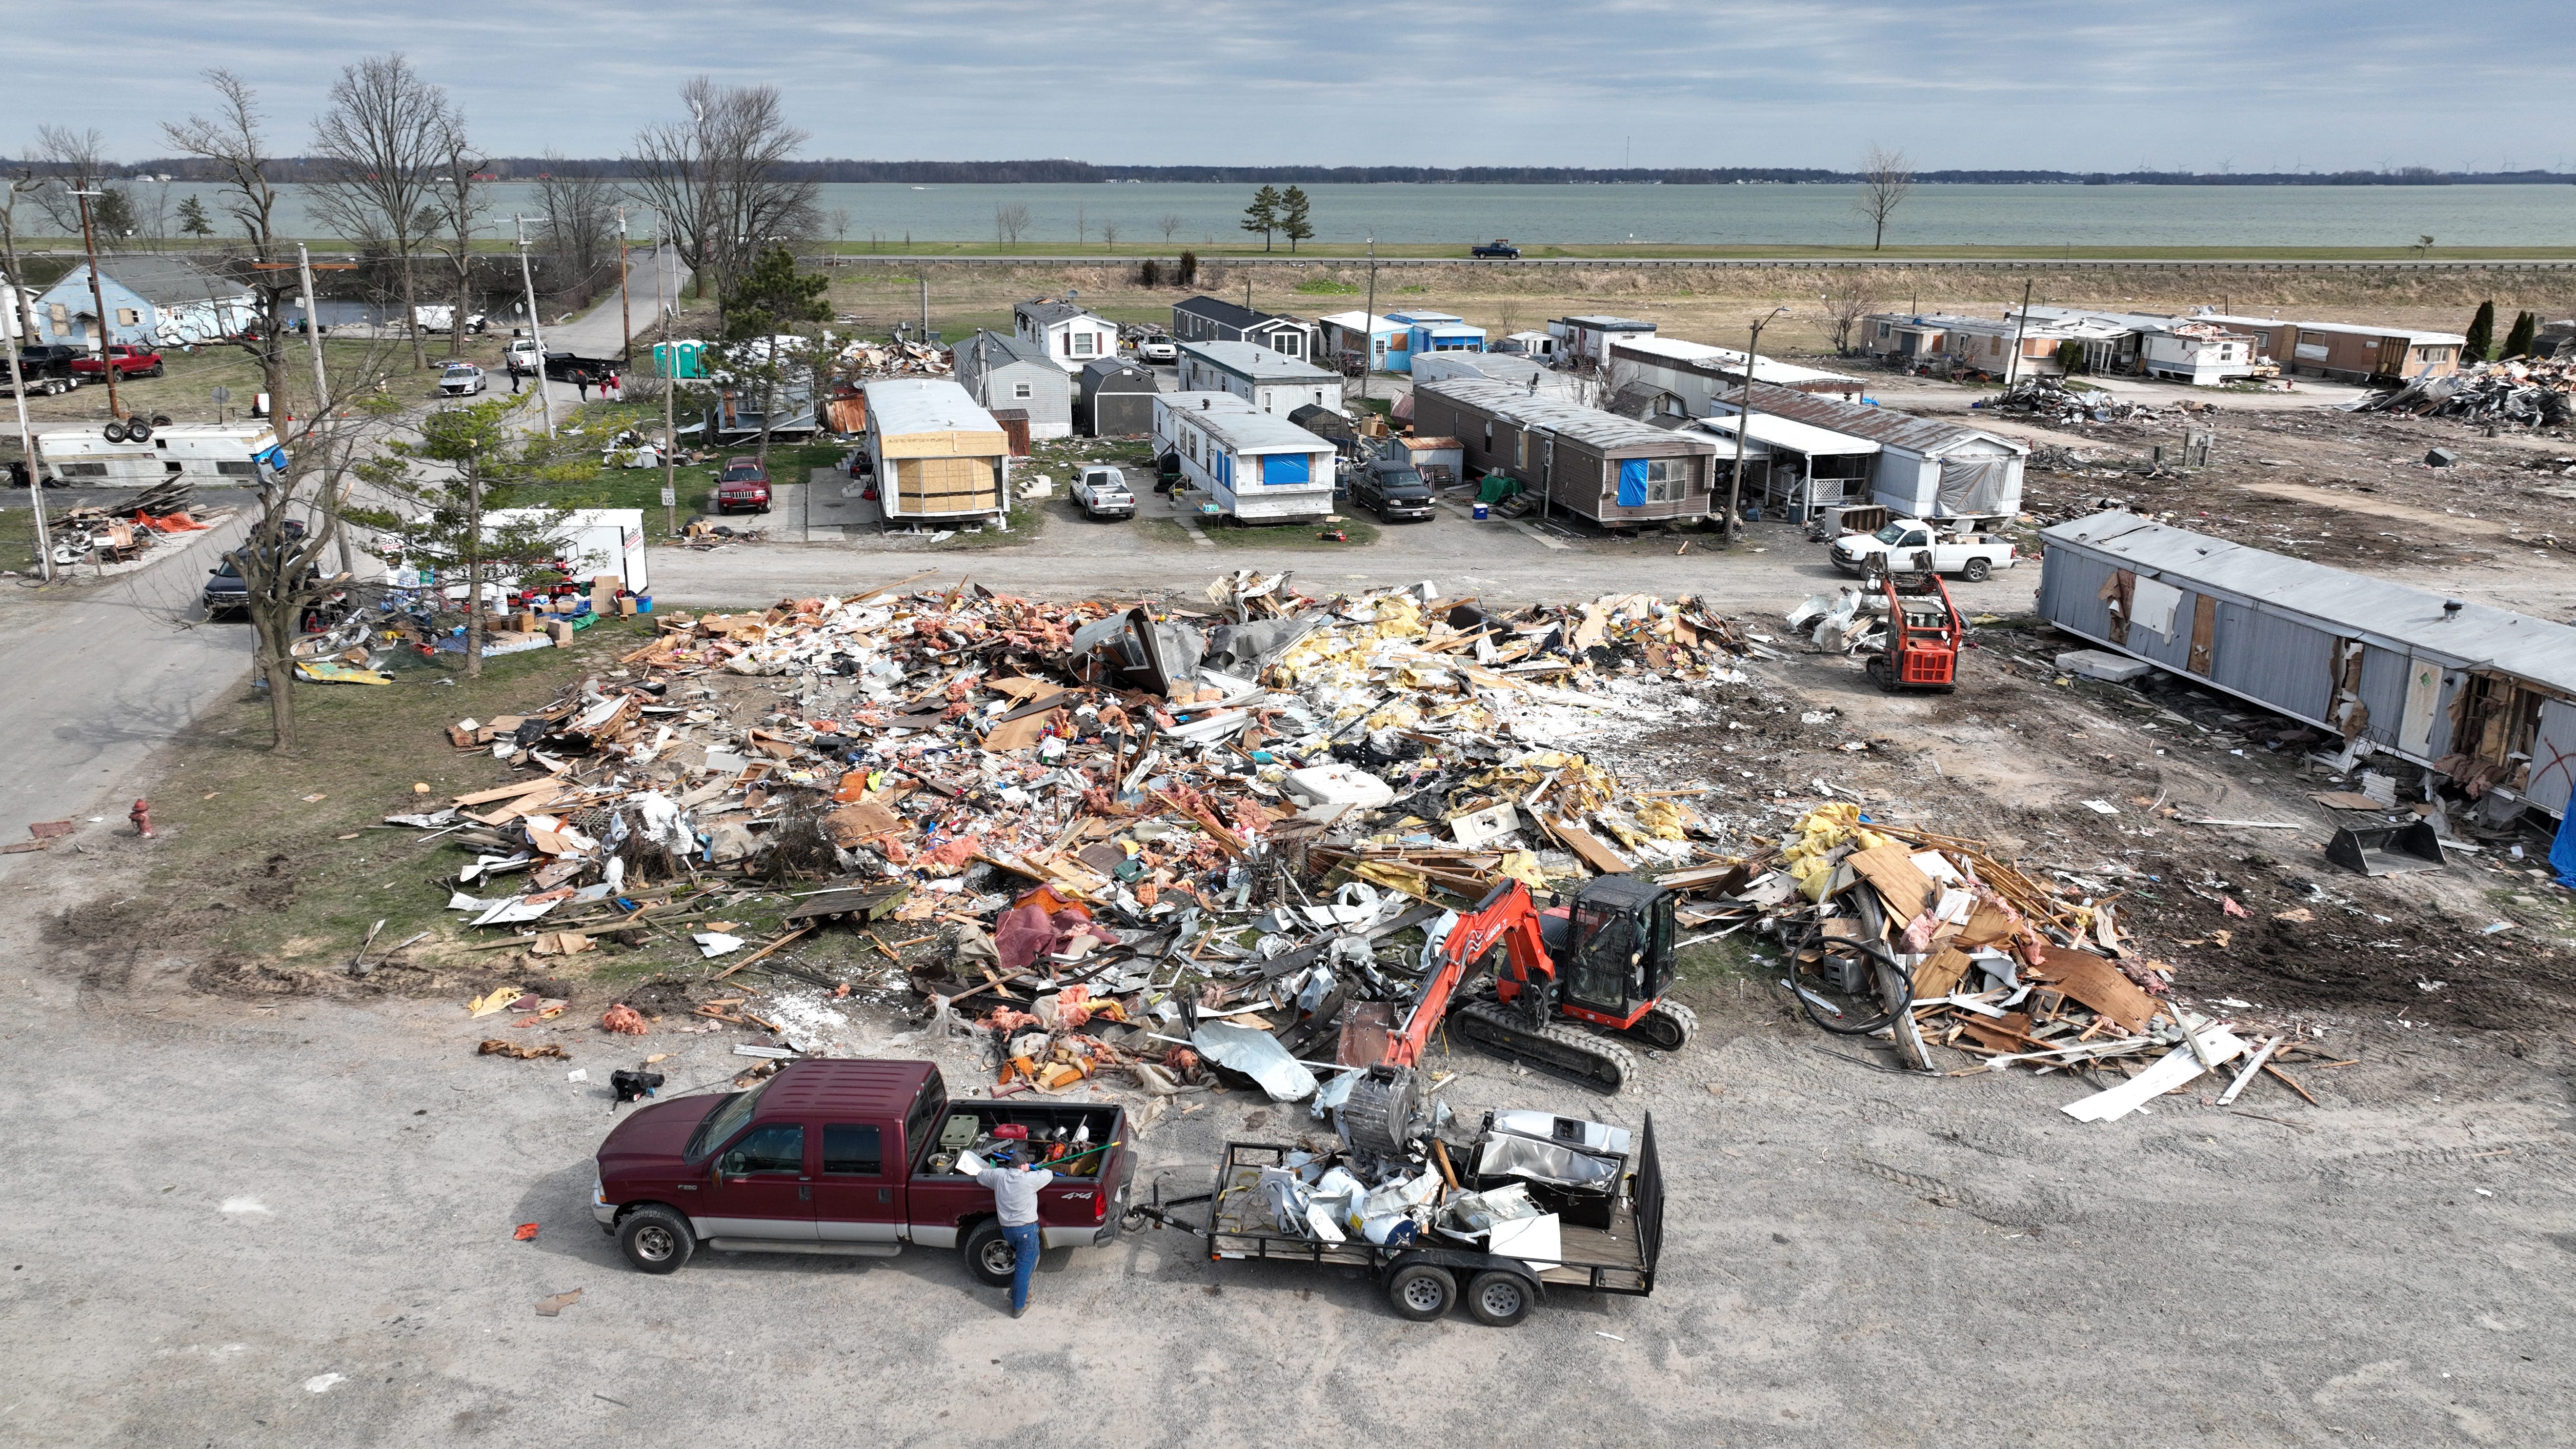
[1126,1115,1663,1327]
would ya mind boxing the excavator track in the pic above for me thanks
[1454,1000,1637,1094]
[1620,1000,1698,1053]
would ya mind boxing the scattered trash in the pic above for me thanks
[477,1039,567,1060]
[534,1289,584,1316]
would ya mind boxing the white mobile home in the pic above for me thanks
[1012,300,1122,373]
[1156,395,1335,522]
[1175,341,1343,416]
[36,421,286,487]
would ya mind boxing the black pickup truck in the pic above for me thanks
[4,344,83,396]
[1470,240,1523,259]
[543,352,622,384]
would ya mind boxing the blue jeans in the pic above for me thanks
[1004,1223,1042,1312]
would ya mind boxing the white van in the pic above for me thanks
[38,422,289,488]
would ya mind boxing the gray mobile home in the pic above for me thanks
[1410,378,1718,528]
[2038,511,2576,818]
[951,330,1073,440]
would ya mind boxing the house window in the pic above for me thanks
[1071,332,1096,356]
[1645,457,1688,503]
[1876,323,1891,340]
[49,303,69,330]
[116,307,140,326]
[1387,334,1409,352]
[1013,382,1032,400]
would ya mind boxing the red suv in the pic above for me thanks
[715,456,771,514]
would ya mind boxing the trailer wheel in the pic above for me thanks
[1465,1271,1532,1327]
[962,1219,1019,1287]
[150,413,172,427]
[125,420,152,443]
[1386,1263,1455,1322]
[103,421,130,443]
[1961,556,1992,582]
[617,1205,695,1274]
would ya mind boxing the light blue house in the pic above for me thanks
[33,257,254,349]
[1385,310,1486,374]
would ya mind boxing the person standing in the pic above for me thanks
[974,1147,1053,1318]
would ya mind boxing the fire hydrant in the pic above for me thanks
[129,798,153,838]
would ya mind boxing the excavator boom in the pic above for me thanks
[1384,880,1550,1069]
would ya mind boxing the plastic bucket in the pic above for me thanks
[1471,503,1490,521]
[637,596,654,614]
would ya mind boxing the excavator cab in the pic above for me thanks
[1530,875,1678,1037]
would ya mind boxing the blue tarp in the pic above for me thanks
[1616,458,1648,507]
[2552,806,2576,888]
[1263,453,1309,486]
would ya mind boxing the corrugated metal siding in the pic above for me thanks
[2527,698,2576,815]
[2356,644,2411,749]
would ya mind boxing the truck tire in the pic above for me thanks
[1386,1263,1455,1322]
[618,1205,695,1274]
[962,1219,1019,1287]
[148,362,165,377]
[126,420,152,443]
[150,413,172,427]
[103,421,129,443]
[1961,556,1992,582]
[1465,1270,1533,1327]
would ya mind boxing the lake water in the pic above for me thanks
[112,181,2576,250]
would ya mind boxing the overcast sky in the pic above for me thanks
[12,0,2574,173]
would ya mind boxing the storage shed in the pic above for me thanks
[1707,382,2026,522]
[1411,378,1718,528]
[1078,359,1158,437]
[2037,512,2576,817]
[951,330,1073,440]
[861,379,1011,525]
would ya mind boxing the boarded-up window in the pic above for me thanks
[896,456,996,512]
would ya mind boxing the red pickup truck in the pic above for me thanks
[592,1059,1133,1284]
[71,343,164,379]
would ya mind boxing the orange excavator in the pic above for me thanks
[1336,876,1695,1158]
[1862,563,1965,693]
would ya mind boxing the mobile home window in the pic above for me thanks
[1071,332,1096,356]
[1876,323,1891,340]
[1645,457,1687,503]
[116,307,141,326]
[1013,382,1033,400]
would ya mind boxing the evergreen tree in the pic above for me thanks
[2502,309,2538,360]
[1241,185,1281,251]
[1277,186,1313,253]
[719,245,832,464]
[2464,299,2496,362]
[176,194,215,240]
[1178,250,1199,287]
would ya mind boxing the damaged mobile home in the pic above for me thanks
[1705,382,2025,524]
[2039,511,2576,819]
[1410,378,1719,529]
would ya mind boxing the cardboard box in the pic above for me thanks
[617,597,639,616]
[545,620,575,645]
[510,611,538,633]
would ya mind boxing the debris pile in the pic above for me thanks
[832,338,952,377]
[402,572,1765,1101]
[2352,358,2576,427]
[1697,802,2344,1117]
[48,481,221,568]
[1982,376,2211,427]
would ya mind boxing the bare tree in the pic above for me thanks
[28,126,122,236]
[1099,219,1119,247]
[535,160,618,304]
[0,169,48,342]
[310,54,451,367]
[1852,144,1913,252]
[625,77,820,307]
[828,205,851,251]
[994,202,1030,248]
[160,70,299,410]
[430,119,486,355]
[1822,273,1884,353]
[1158,213,1183,243]
[1075,203,1088,244]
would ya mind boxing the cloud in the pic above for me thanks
[20,0,2575,172]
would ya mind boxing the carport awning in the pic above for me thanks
[1691,413,1879,456]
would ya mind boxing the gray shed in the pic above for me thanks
[951,330,1073,440]
[1078,359,1158,437]
[2038,511,2576,817]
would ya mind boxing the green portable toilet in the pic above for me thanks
[652,339,707,379]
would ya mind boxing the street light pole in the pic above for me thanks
[653,214,677,539]
[297,242,356,576]
[617,207,632,364]
[1359,235,1376,410]
[513,213,553,436]
[1723,305,1787,544]
[66,187,120,420]
[4,321,54,581]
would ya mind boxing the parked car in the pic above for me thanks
[1470,240,1522,259]
[437,362,486,397]
[1829,519,2018,581]
[1070,464,1135,520]
[201,522,310,617]
[3,343,83,396]
[1351,461,1436,522]
[591,1059,1134,1281]
[503,337,542,377]
[1135,335,1177,363]
[714,456,771,513]
[70,343,164,380]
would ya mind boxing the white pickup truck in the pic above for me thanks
[1829,519,2018,581]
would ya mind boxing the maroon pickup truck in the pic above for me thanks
[592,1059,1133,1284]
[70,343,164,380]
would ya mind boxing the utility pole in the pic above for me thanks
[2002,277,2033,388]
[654,219,677,538]
[919,275,928,338]
[1359,235,1377,409]
[1724,306,1787,543]
[513,214,553,436]
[617,207,632,363]
[5,322,53,581]
[66,187,120,420]
[298,243,356,575]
